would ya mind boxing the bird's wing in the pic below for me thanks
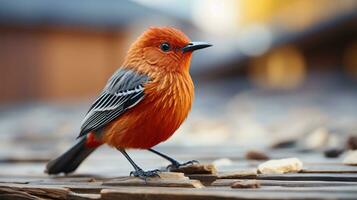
[78,68,149,138]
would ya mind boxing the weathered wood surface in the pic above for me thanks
[1,147,357,199]
[100,187,357,200]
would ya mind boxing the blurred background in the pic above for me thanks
[0,0,356,175]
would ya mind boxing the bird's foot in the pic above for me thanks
[130,169,161,180]
[167,160,199,170]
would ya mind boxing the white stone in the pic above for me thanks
[304,127,329,149]
[258,157,303,174]
[343,150,357,166]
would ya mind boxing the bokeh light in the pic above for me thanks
[249,45,306,90]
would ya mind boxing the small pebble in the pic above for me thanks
[343,150,357,166]
[324,148,344,158]
[271,140,297,149]
[304,127,329,149]
[231,180,260,189]
[245,150,269,160]
[347,136,357,150]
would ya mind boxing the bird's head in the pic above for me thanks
[124,27,211,73]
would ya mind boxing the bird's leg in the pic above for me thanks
[148,148,199,170]
[118,149,160,179]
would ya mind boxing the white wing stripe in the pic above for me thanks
[102,95,116,109]
[96,94,110,109]
[82,91,142,130]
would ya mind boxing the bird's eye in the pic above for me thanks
[160,42,171,52]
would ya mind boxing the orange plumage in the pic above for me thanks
[45,27,211,176]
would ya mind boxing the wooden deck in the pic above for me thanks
[0,146,356,199]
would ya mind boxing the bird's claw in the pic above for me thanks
[182,160,199,166]
[167,160,199,170]
[130,169,161,180]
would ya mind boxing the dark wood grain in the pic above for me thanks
[258,173,357,182]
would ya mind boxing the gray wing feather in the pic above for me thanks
[78,69,149,138]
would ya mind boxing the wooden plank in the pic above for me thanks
[188,169,258,185]
[257,186,357,193]
[62,184,104,194]
[3,181,357,200]
[0,184,69,199]
[0,177,42,184]
[302,164,357,173]
[257,173,357,182]
[30,177,101,186]
[21,183,105,194]
[103,172,204,188]
[67,192,101,200]
[103,177,203,188]
[0,187,41,200]
[258,180,357,187]
[101,187,357,200]
[0,157,49,163]
[217,169,258,179]
[212,179,246,187]
[212,179,357,187]
[0,176,99,186]
[231,180,260,188]
[46,177,96,182]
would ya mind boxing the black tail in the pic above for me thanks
[45,137,97,175]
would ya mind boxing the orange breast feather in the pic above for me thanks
[103,72,194,149]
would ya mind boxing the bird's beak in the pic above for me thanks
[182,41,212,53]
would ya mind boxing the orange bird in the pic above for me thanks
[46,27,211,178]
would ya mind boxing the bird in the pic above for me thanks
[45,27,212,178]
